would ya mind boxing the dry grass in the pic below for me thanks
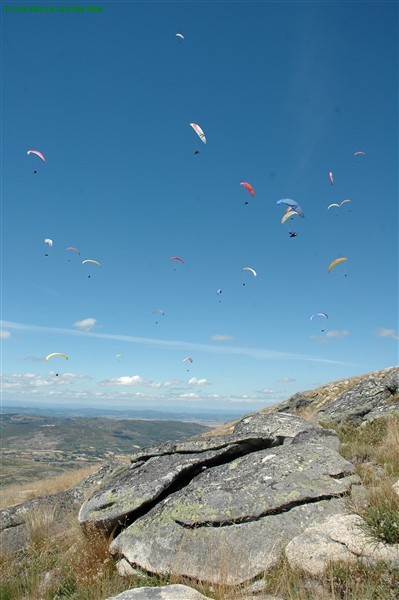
[0,464,101,510]
[0,509,161,600]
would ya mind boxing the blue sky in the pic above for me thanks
[1,1,398,411]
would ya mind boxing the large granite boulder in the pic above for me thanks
[80,414,360,585]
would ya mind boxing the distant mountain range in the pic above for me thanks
[1,402,242,425]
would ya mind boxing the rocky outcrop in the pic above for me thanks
[285,514,399,575]
[80,413,359,585]
[269,367,398,424]
[317,368,399,424]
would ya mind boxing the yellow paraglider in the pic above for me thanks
[45,353,68,361]
[328,257,348,273]
[281,210,298,224]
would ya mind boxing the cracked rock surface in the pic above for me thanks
[285,514,399,575]
[317,367,399,423]
[80,414,360,585]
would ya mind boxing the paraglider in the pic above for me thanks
[27,150,46,163]
[241,267,257,277]
[310,313,328,321]
[328,200,351,210]
[240,182,255,204]
[82,259,102,267]
[194,150,200,155]
[289,232,297,238]
[176,33,184,40]
[354,151,366,156]
[276,199,304,218]
[82,259,102,278]
[281,210,298,224]
[169,256,184,264]
[152,309,165,324]
[45,353,68,361]
[66,247,80,255]
[328,257,348,273]
[190,123,206,144]
[44,238,53,247]
[217,288,222,302]
[329,171,334,185]
[183,356,193,371]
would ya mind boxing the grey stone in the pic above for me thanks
[317,367,399,424]
[79,413,341,534]
[105,584,209,599]
[285,513,399,575]
[109,438,356,584]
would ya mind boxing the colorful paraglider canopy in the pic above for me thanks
[183,357,193,363]
[66,247,80,254]
[281,210,298,224]
[190,123,206,144]
[44,238,53,247]
[82,259,102,267]
[328,257,348,273]
[27,150,46,162]
[241,267,257,277]
[176,33,184,39]
[276,199,304,218]
[240,182,255,197]
[340,199,351,207]
[45,353,68,361]
[310,313,328,321]
[169,256,185,263]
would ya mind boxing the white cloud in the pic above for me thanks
[277,377,296,383]
[1,372,89,390]
[73,318,97,332]
[0,330,11,339]
[260,388,278,394]
[188,377,211,386]
[311,330,349,342]
[99,375,179,388]
[179,392,200,399]
[376,328,399,340]
[210,334,234,341]
[149,380,180,388]
[100,375,149,387]
[325,330,349,338]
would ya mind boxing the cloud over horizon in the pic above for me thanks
[73,318,97,332]
[376,328,399,340]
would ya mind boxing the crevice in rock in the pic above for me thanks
[112,437,284,538]
[174,491,350,529]
[328,471,355,480]
[132,432,285,465]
